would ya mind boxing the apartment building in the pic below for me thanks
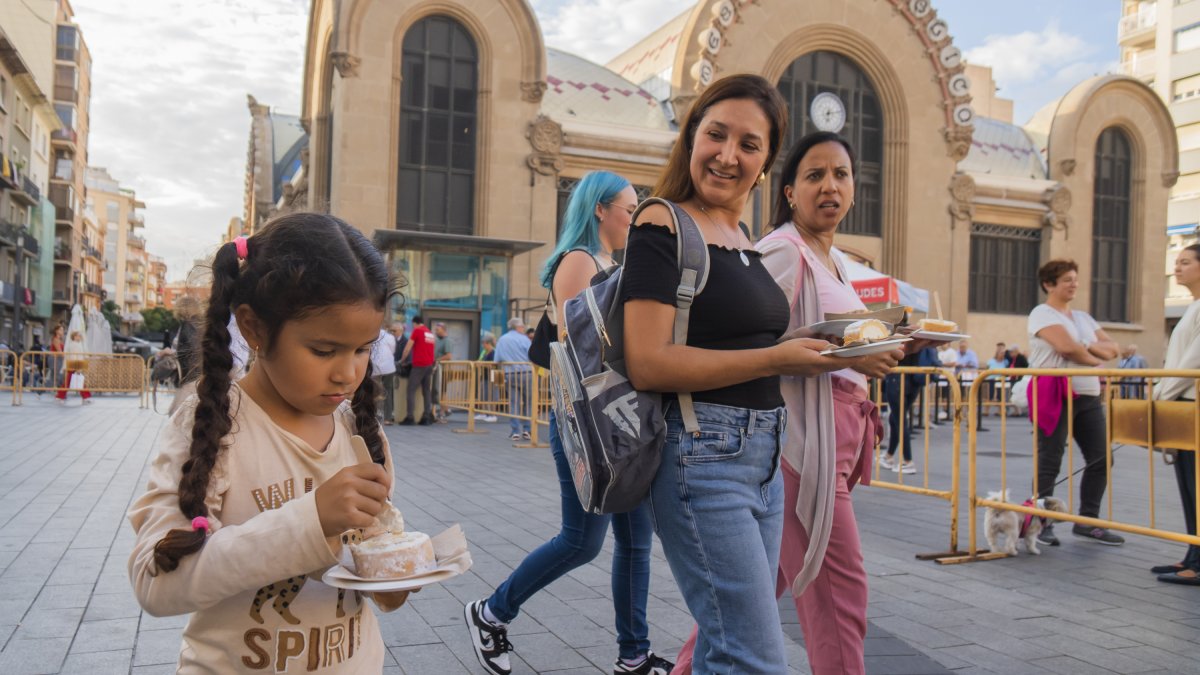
[1119,0,1200,325]
[48,0,94,325]
[88,166,147,332]
[0,0,61,348]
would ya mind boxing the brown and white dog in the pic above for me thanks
[984,489,1068,556]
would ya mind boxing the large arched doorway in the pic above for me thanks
[774,51,883,238]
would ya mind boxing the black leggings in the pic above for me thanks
[1036,394,1109,518]
[1174,449,1200,569]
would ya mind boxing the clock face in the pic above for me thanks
[810,92,847,133]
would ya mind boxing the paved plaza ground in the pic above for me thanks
[1,393,1199,674]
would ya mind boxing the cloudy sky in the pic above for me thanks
[69,0,1120,281]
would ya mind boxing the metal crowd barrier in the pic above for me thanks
[870,366,964,559]
[14,351,149,408]
[0,349,17,404]
[937,367,1200,565]
[441,361,548,447]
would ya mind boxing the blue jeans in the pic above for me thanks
[649,401,787,674]
[488,414,653,660]
[506,370,532,435]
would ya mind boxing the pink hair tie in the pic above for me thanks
[233,236,249,260]
[191,516,210,533]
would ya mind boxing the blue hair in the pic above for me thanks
[540,170,631,289]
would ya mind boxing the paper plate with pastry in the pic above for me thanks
[910,318,970,342]
[322,515,474,592]
[821,337,911,358]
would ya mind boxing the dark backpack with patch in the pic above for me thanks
[548,198,709,514]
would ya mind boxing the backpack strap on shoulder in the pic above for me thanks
[631,198,710,434]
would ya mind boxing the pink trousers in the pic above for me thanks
[672,383,873,675]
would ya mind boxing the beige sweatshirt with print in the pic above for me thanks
[128,385,393,673]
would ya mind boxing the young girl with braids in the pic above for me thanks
[127,213,410,673]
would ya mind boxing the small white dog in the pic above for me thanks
[984,489,1068,555]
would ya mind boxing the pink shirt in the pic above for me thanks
[757,225,869,393]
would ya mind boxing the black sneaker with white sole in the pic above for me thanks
[613,650,674,675]
[1072,524,1125,545]
[464,600,512,675]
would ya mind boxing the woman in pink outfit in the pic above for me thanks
[672,132,916,674]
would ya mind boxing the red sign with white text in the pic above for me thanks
[851,277,898,305]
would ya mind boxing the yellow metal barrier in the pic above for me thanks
[437,361,475,413]
[447,361,548,447]
[938,367,1200,565]
[15,351,149,408]
[0,349,17,404]
[871,366,964,559]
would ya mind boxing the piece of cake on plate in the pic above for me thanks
[349,504,437,579]
[842,319,891,346]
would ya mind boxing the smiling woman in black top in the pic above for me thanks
[620,75,866,674]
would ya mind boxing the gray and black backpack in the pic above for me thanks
[548,198,709,514]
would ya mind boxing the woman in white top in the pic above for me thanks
[1153,244,1200,585]
[1026,259,1123,546]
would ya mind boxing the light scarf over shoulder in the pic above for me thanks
[755,222,841,595]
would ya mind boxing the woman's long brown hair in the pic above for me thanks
[653,74,789,204]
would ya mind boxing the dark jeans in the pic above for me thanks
[1036,394,1109,518]
[1174,449,1200,569]
[488,414,653,660]
[406,365,433,420]
[885,374,921,461]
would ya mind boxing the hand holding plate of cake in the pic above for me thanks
[321,436,473,592]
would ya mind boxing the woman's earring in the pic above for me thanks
[757,172,766,185]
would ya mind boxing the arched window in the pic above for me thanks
[398,16,478,235]
[1092,127,1132,323]
[775,51,883,236]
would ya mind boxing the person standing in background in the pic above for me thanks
[371,326,398,425]
[1118,344,1148,400]
[1152,244,1200,585]
[494,318,532,442]
[398,315,436,425]
[433,322,454,423]
[1027,259,1123,547]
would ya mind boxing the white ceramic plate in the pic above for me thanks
[910,331,971,342]
[821,337,911,358]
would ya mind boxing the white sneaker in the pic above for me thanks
[878,454,897,471]
[898,461,917,475]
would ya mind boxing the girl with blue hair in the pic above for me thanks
[464,172,673,675]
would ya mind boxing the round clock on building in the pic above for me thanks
[810,92,847,133]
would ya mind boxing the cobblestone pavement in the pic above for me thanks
[1,394,1198,674]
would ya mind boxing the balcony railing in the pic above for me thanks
[51,127,77,144]
[1119,4,1157,39]
[21,175,41,203]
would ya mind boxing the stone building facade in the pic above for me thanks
[284,0,1175,363]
